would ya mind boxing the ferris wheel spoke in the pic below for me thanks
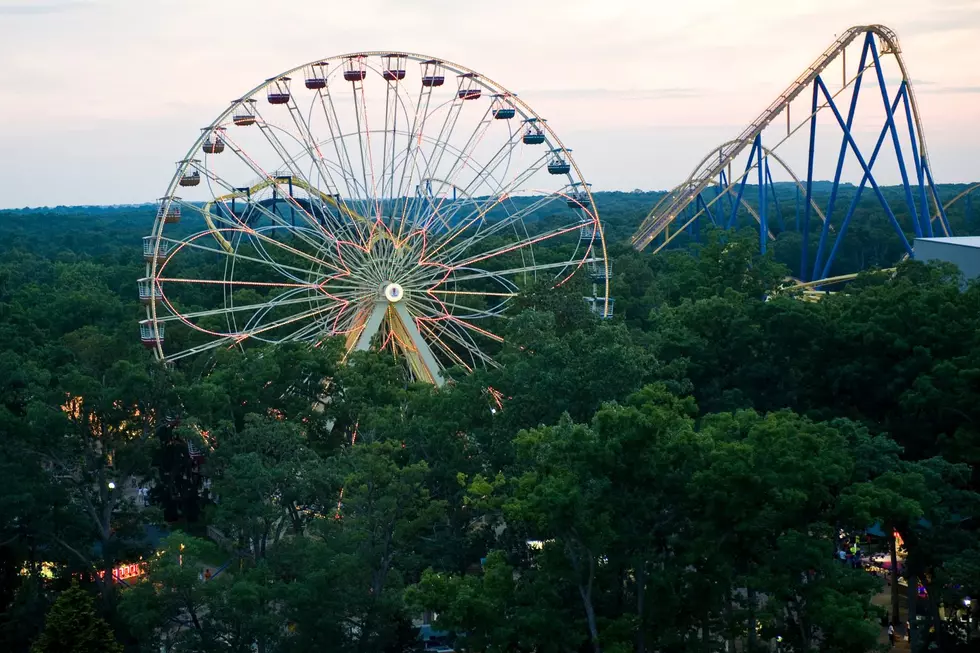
[282,97,343,199]
[380,74,404,204]
[394,86,437,238]
[281,98,370,248]
[155,293,332,324]
[416,320,476,372]
[419,313,503,344]
[225,118,338,241]
[230,301,343,344]
[193,157,344,259]
[448,131,521,205]
[161,232,328,280]
[441,257,598,284]
[317,87,369,217]
[427,191,559,264]
[449,221,586,271]
[421,106,465,195]
[445,150,552,227]
[413,294,507,319]
[164,336,244,362]
[430,157,552,242]
[157,276,318,290]
[423,317,498,367]
[349,77,381,221]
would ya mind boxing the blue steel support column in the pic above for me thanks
[923,162,951,236]
[727,139,760,229]
[765,159,785,230]
[819,86,907,279]
[814,33,872,279]
[870,43,921,238]
[692,199,702,242]
[815,77,913,257]
[757,135,767,254]
[794,185,800,232]
[801,81,820,281]
[899,83,932,238]
[719,169,736,215]
[697,193,717,227]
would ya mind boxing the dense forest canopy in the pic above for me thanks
[1,186,980,653]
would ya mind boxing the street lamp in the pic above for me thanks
[966,598,973,643]
[107,481,116,490]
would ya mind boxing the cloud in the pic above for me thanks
[0,1,92,15]
[899,5,980,36]
[918,85,980,95]
[533,87,706,101]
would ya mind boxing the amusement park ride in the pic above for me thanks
[632,24,971,295]
[141,25,977,380]
[140,52,610,386]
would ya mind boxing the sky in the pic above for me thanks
[0,0,979,208]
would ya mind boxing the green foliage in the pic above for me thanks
[2,192,980,653]
[31,581,122,653]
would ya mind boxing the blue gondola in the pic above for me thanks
[548,158,570,175]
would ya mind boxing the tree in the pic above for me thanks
[31,581,122,653]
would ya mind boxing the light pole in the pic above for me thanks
[965,597,972,643]
[107,481,116,490]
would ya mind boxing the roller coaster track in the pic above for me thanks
[649,140,829,245]
[199,174,369,253]
[632,24,942,252]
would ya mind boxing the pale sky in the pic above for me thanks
[1,0,979,208]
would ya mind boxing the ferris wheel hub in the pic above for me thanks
[384,282,405,303]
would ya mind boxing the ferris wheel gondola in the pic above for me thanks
[142,51,612,384]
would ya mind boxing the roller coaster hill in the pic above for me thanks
[631,24,980,292]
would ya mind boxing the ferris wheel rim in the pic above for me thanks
[144,51,611,372]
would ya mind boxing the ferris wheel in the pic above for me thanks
[140,52,611,385]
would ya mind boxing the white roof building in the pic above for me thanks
[914,237,980,285]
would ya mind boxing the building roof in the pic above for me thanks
[915,236,980,250]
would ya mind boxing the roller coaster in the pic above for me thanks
[631,24,973,287]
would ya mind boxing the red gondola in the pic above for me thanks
[202,127,226,154]
[305,62,329,89]
[344,56,367,82]
[142,236,173,262]
[232,99,257,126]
[139,320,164,348]
[157,198,181,224]
[178,160,201,187]
[457,73,481,100]
[137,278,161,304]
[421,60,445,87]
[382,53,407,81]
[267,77,291,104]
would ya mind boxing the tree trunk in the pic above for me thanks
[890,533,900,625]
[566,541,601,653]
[906,565,918,652]
[578,581,602,653]
[636,563,646,653]
[747,587,757,652]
